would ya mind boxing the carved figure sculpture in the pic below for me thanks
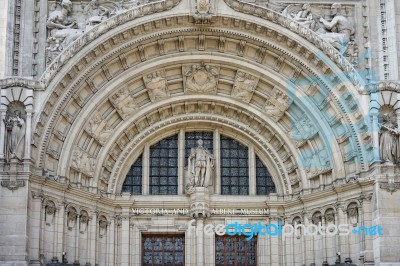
[231,71,259,102]
[379,114,400,164]
[264,90,291,121]
[46,0,83,51]
[292,115,318,140]
[86,114,113,145]
[187,139,215,189]
[143,71,169,102]
[112,89,138,119]
[4,110,25,161]
[318,3,355,54]
[282,3,315,29]
[184,62,219,94]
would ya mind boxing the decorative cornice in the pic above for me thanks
[0,78,43,90]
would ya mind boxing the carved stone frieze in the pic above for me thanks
[183,62,219,94]
[86,113,113,145]
[231,71,259,103]
[263,89,291,122]
[143,70,169,102]
[71,146,95,177]
[110,88,138,119]
[291,114,318,141]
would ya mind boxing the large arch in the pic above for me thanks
[32,0,371,198]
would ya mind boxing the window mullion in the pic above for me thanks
[143,144,150,195]
[249,146,256,195]
[178,129,185,195]
[214,130,221,195]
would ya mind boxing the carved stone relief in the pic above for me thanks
[304,148,331,176]
[110,88,138,119]
[281,2,357,61]
[183,62,220,94]
[143,70,169,102]
[86,113,113,145]
[4,101,26,162]
[98,216,108,237]
[71,146,95,177]
[193,0,212,24]
[45,201,56,226]
[291,114,318,141]
[231,71,259,103]
[263,89,291,122]
[46,0,157,65]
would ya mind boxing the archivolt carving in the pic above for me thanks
[143,70,169,102]
[263,89,291,122]
[33,12,370,194]
[110,88,138,119]
[71,146,95,177]
[291,114,318,141]
[183,62,220,94]
[231,71,259,103]
[86,113,114,145]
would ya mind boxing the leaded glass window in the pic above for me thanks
[121,155,142,195]
[142,235,185,266]
[215,235,257,266]
[185,131,213,161]
[256,156,276,195]
[221,135,249,195]
[150,135,178,195]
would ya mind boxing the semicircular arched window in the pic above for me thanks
[122,131,276,195]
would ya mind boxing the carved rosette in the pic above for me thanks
[231,71,259,103]
[71,146,95,177]
[143,70,169,102]
[183,62,220,94]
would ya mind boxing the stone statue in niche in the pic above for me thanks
[99,217,107,237]
[4,106,25,162]
[291,115,318,141]
[185,139,215,193]
[67,208,78,230]
[71,147,96,177]
[46,0,84,57]
[143,70,169,102]
[183,62,219,94]
[263,90,291,122]
[86,113,113,145]
[379,113,400,164]
[193,0,212,24]
[111,89,138,119]
[84,0,112,30]
[79,211,89,233]
[231,71,259,103]
[45,201,56,226]
[347,203,358,226]
[317,3,355,54]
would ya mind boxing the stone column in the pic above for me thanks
[74,214,80,265]
[120,215,130,266]
[269,214,280,266]
[107,217,115,265]
[0,107,6,159]
[24,109,32,159]
[196,217,204,266]
[56,204,65,261]
[89,212,97,266]
[29,192,42,265]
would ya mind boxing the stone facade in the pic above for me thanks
[0,0,400,265]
